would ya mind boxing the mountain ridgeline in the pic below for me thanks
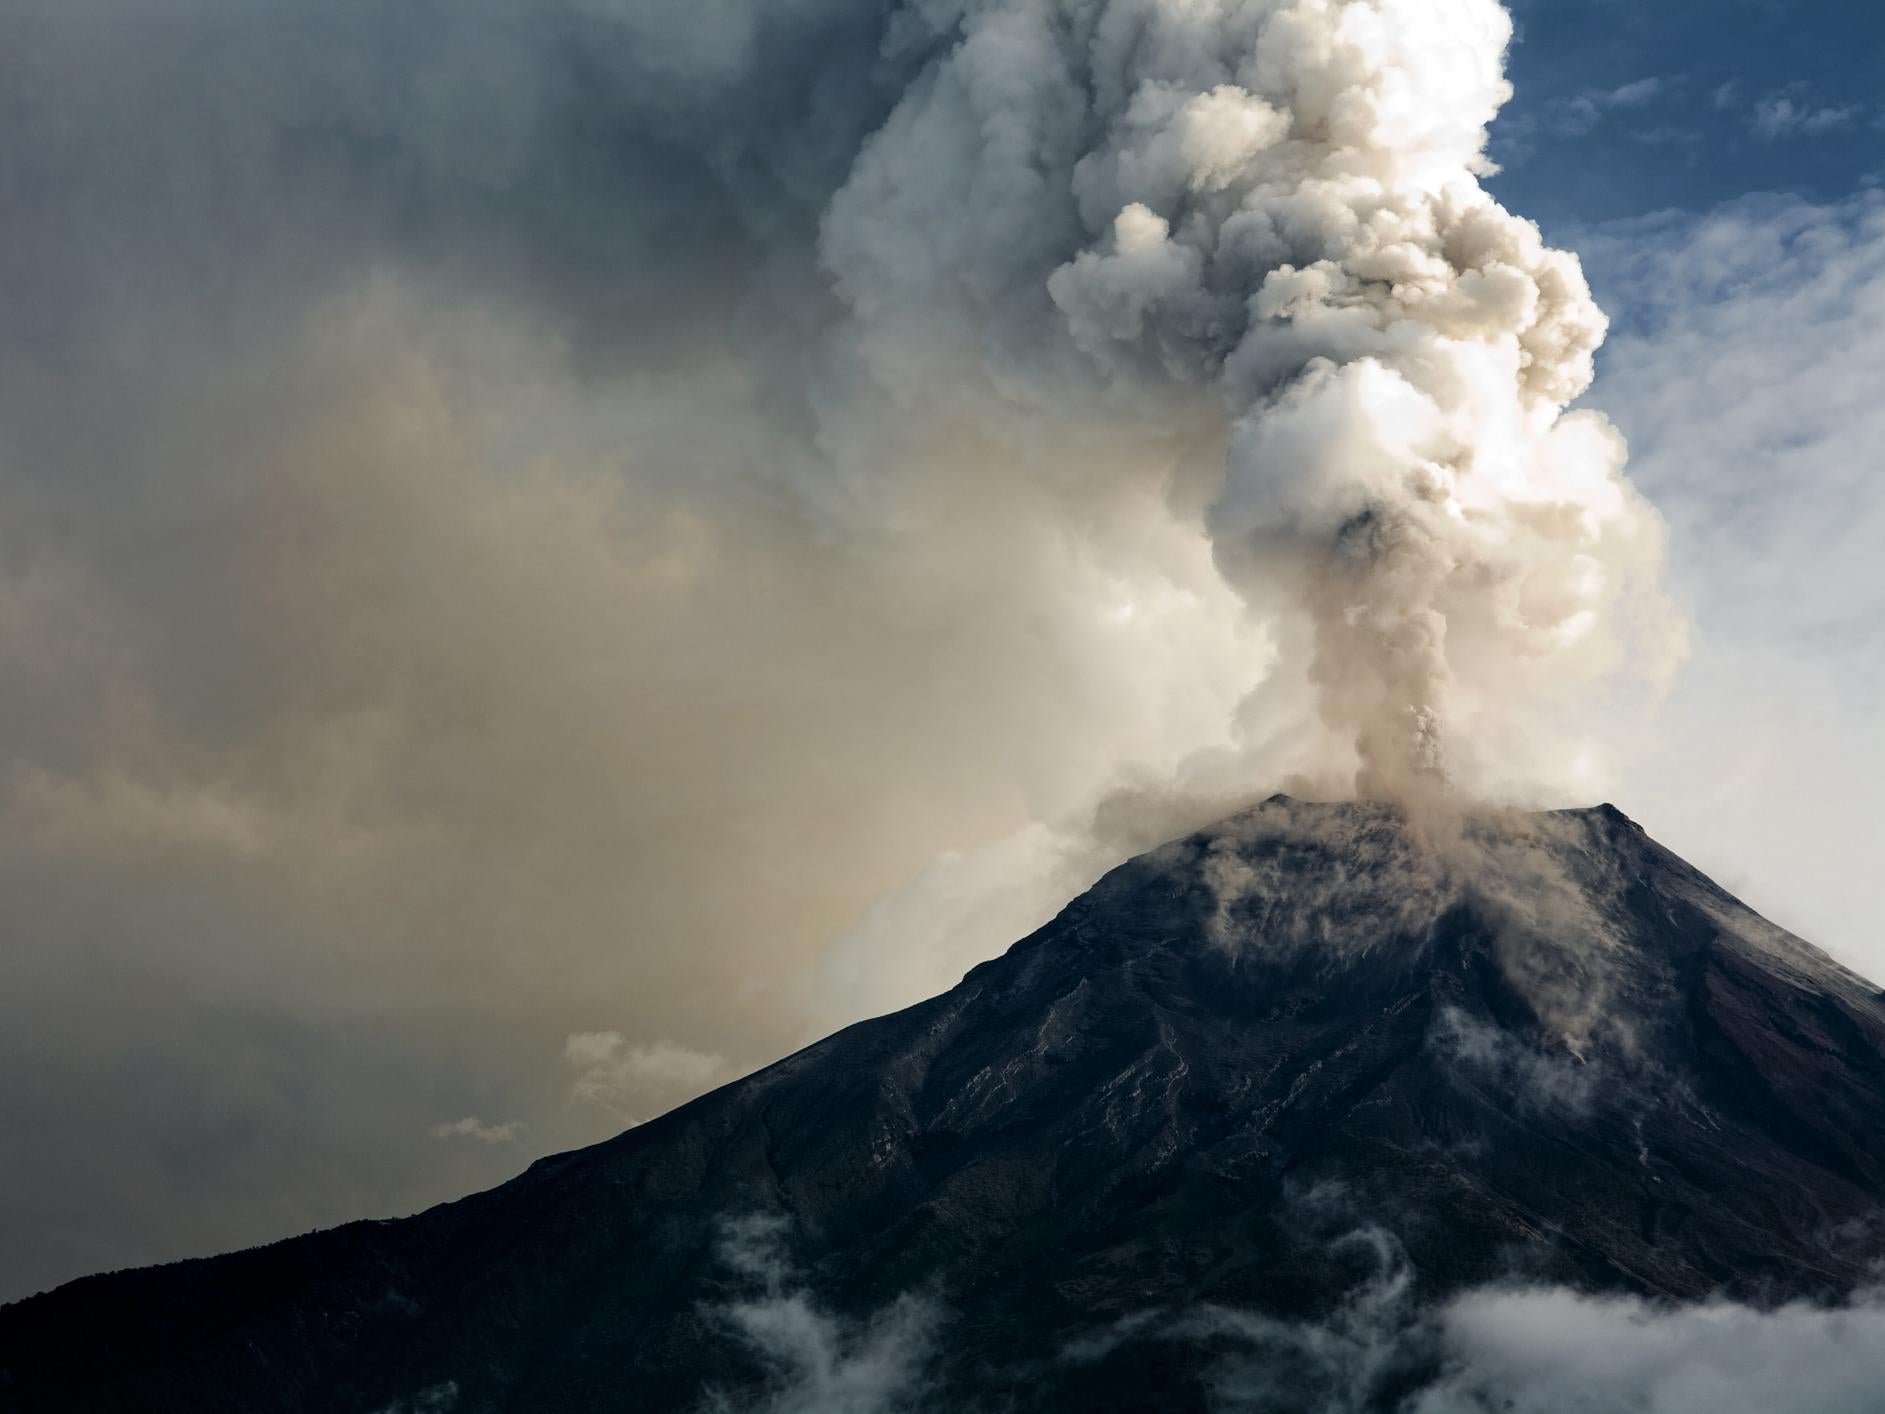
[5,797,1885,1412]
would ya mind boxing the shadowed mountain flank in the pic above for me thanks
[5,797,1885,1412]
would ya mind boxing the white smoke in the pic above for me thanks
[814,0,1680,800]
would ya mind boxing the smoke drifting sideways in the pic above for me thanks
[0,0,1680,1294]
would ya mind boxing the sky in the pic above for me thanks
[1490,0,1885,958]
[0,0,1880,1307]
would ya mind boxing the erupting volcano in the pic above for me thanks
[7,798,1885,1411]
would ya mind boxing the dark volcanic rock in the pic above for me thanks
[5,797,1885,1412]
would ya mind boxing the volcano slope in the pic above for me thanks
[4,797,1885,1412]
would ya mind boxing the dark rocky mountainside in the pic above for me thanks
[5,797,1885,1412]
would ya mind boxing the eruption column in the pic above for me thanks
[828,0,1673,798]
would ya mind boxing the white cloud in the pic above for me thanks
[1750,90,1860,139]
[1570,190,1885,972]
[427,1116,525,1144]
[1549,77,1668,137]
[1416,1287,1885,1414]
[563,1033,741,1124]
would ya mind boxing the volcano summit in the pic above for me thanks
[5,797,1885,1412]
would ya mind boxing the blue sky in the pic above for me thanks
[1495,0,1884,230]
[1472,1,1885,961]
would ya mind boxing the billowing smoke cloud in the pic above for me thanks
[811,0,1678,798]
[0,0,1679,1296]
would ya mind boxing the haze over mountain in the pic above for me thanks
[6,796,1885,1413]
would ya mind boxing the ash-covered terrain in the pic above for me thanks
[5,796,1885,1412]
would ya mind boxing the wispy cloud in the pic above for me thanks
[426,1116,525,1145]
[1548,77,1668,137]
[1430,1007,1597,1116]
[699,1215,945,1414]
[563,1032,740,1125]
[1750,88,1861,139]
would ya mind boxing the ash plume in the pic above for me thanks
[815,0,1678,799]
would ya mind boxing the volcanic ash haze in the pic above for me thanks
[0,0,1683,920]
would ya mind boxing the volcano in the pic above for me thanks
[4,797,1885,1412]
